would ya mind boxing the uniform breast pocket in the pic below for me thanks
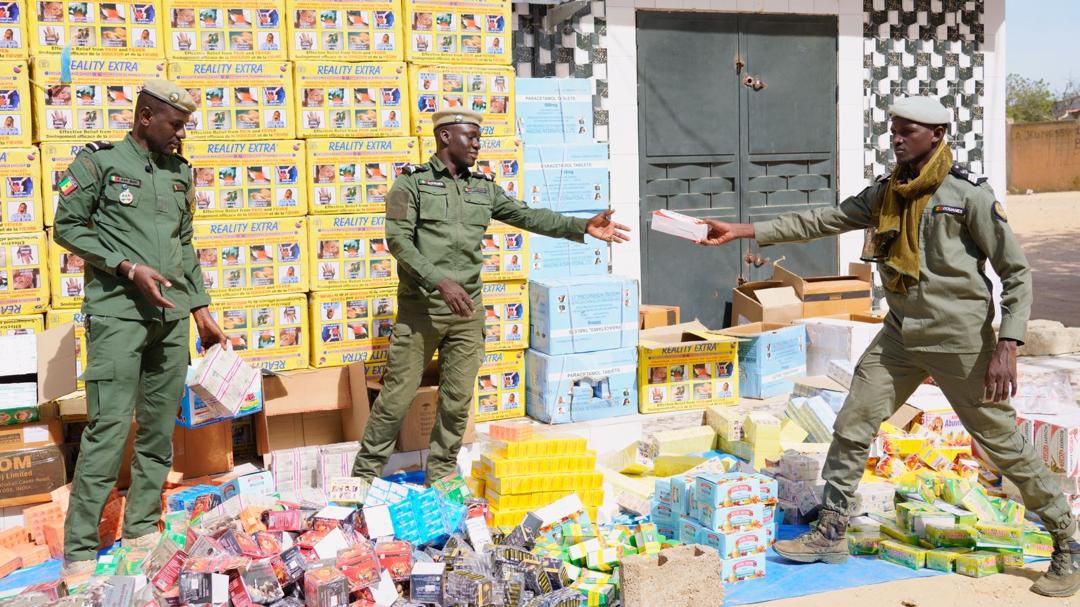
[418,189,449,222]
[463,196,492,226]
[103,180,140,209]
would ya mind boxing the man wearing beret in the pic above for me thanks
[54,80,226,577]
[695,96,1080,596]
[352,109,630,484]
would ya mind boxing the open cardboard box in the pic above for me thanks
[731,281,802,326]
[363,360,477,453]
[773,263,871,318]
[0,324,77,422]
[640,304,681,330]
[254,363,367,455]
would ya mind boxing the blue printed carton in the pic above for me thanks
[721,553,767,583]
[515,79,595,144]
[525,347,637,424]
[694,473,761,508]
[697,503,765,533]
[528,211,610,280]
[717,323,807,399]
[529,276,638,356]
[696,527,770,559]
[524,144,609,213]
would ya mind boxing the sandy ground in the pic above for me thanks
[756,194,1080,606]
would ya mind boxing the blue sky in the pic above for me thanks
[1008,0,1077,93]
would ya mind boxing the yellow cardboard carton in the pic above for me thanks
[403,0,510,65]
[308,286,396,378]
[285,0,404,62]
[481,280,527,352]
[163,1,287,60]
[0,314,44,334]
[306,214,397,291]
[27,1,165,57]
[39,141,84,226]
[0,4,29,60]
[0,147,41,234]
[0,62,31,146]
[421,135,520,199]
[305,137,418,215]
[47,229,83,308]
[167,60,296,140]
[0,231,50,316]
[190,293,308,371]
[31,55,164,142]
[45,307,85,387]
[408,63,514,136]
[639,321,740,413]
[185,139,308,219]
[191,217,308,298]
[474,349,524,422]
[293,61,409,138]
[478,221,527,282]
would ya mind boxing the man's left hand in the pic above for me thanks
[586,209,631,243]
[985,339,1018,403]
[193,306,227,351]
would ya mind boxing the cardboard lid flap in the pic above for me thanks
[753,286,801,307]
[36,324,77,403]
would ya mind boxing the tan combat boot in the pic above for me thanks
[773,509,849,564]
[1031,535,1080,597]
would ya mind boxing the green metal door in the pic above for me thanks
[637,12,838,328]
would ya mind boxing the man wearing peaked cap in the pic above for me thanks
[693,95,1080,597]
[351,103,632,486]
[53,79,225,579]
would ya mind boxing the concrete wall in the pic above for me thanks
[1008,121,1080,193]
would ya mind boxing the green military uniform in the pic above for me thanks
[54,89,207,561]
[352,148,587,483]
[754,164,1073,538]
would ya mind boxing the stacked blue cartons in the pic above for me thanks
[388,487,467,545]
[526,276,639,424]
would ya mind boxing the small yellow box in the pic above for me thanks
[47,229,84,309]
[473,349,524,422]
[293,61,409,138]
[481,280,527,352]
[478,221,527,282]
[27,1,165,57]
[39,141,84,226]
[0,5,29,60]
[481,451,596,478]
[191,217,308,298]
[46,307,85,387]
[305,137,418,215]
[408,63,514,137]
[0,147,41,234]
[163,1,287,60]
[190,293,308,371]
[308,286,396,378]
[285,0,404,62]
[420,135,521,199]
[639,324,740,413]
[0,313,44,335]
[306,214,397,291]
[167,60,296,140]
[497,434,587,459]
[0,62,32,146]
[185,139,307,220]
[31,55,163,142]
[403,0,510,65]
[0,231,50,316]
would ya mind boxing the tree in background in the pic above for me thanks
[1007,73,1057,122]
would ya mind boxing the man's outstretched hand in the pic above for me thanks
[696,219,754,246]
[586,209,631,243]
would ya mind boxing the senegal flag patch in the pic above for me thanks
[58,176,77,197]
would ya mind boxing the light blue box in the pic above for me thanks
[177,366,264,428]
[525,347,637,424]
[528,211,611,280]
[529,276,638,356]
[719,323,807,399]
[515,78,594,144]
[524,144,609,213]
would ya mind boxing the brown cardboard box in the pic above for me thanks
[0,324,77,422]
[0,421,63,452]
[262,365,352,415]
[172,422,234,479]
[0,446,66,507]
[255,410,347,454]
[731,281,802,326]
[254,362,368,454]
[773,264,871,318]
[640,305,681,330]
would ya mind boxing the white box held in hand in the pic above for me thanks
[650,210,708,242]
[188,344,261,419]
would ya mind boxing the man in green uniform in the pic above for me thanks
[696,96,1080,597]
[352,109,630,484]
[53,80,226,577]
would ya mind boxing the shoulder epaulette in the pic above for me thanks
[474,171,495,182]
[400,164,429,176]
[875,172,891,184]
[84,141,113,152]
[174,152,191,166]
[949,163,987,186]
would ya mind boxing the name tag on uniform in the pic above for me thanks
[418,179,445,188]
[932,205,965,216]
[464,186,487,194]
[173,183,187,192]
[109,174,142,188]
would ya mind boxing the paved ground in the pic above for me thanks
[1009,191,1080,327]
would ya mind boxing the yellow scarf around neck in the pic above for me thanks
[877,142,953,293]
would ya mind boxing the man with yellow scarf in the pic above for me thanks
[695,96,1079,597]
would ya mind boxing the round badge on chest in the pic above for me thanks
[119,187,134,206]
